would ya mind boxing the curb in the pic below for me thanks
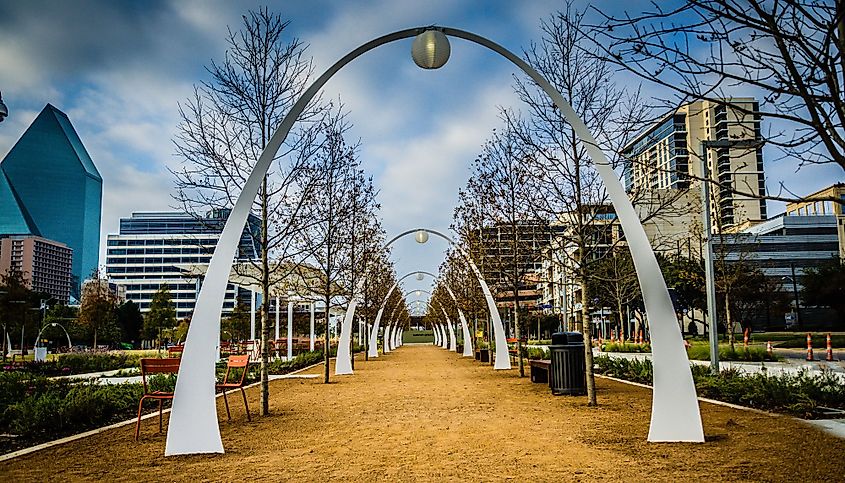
[0,360,326,462]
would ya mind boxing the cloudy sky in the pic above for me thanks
[1,0,841,308]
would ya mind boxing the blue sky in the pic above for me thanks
[1,0,842,306]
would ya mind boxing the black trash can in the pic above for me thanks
[549,331,586,396]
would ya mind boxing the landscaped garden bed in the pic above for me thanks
[594,355,845,418]
[2,352,146,377]
[0,350,329,455]
[599,340,778,361]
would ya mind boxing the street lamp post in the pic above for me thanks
[699,138,761,374]
[700,140,721,375]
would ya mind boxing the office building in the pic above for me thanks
[716,213,840,329]
[105,210,259,319]
[622,98,767,233]
[785,183,845,259]
[0,235,72,303]
[0,104,102,296]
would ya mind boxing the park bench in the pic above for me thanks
[529,359,551,384]
[167,345,184,357]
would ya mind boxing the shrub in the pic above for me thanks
[266,350,324,375]
[1,377,143,438]
[686,344,777,362]
[602,342,651,353]
[526,347,550,360]
[4,352,142,377]
[593,355,845,418]
[593,355,653,385]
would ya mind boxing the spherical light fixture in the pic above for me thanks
[415,290,421,297]
[415,229,429,244]
[416,272,425,281]
[411,30,450,69]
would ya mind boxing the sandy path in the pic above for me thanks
[2,345,843,482]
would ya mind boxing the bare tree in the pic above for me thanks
[294,104,369,384]
[589,0,845,201]
[463,124,547,377]
[506,5,656,405]
[343,171,380,368]
[170,9,325,416]
[589,248,641,341]
[359,243,392,361]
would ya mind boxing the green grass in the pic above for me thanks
[767,333,845,349]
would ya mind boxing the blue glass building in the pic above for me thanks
[0,104,102,296]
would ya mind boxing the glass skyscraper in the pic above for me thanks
[0,104,102,296]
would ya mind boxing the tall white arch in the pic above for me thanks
[361,231,507,368]
[167,26,702,456]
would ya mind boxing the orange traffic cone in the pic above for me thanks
[806,333,814,361]
[826,333,834,362]
[766,341,773,357]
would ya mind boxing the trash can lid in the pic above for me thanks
[551,331,584,345]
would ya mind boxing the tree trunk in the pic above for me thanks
[581,277,597,406]
[324,292,331,384]
[363,280,369,362]
[514,301,524,377]
[725,289,735,352]
[617,300,624,342]
[259,176,271,416]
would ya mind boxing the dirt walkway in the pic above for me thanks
[2,345,843,482]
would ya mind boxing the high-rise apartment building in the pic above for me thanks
[623,98,767,232]
[0,235,72,303]
[105,210,259,319]
[0,104,102,295]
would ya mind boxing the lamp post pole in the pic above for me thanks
[700,138,761,374]
[699,140,720,375]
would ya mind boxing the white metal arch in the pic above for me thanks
[167,26,701,456]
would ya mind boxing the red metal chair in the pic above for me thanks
[167,345,184,357]
[135,358,180,440]
[217,354,251,421]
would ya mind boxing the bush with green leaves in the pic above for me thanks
[4,352,142,377]
[266,350,325,375]
[525,347,550,360]
[0,373,143,439]
[685,343,777,362]
[593,355,845,418]
[602,342,651,353]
